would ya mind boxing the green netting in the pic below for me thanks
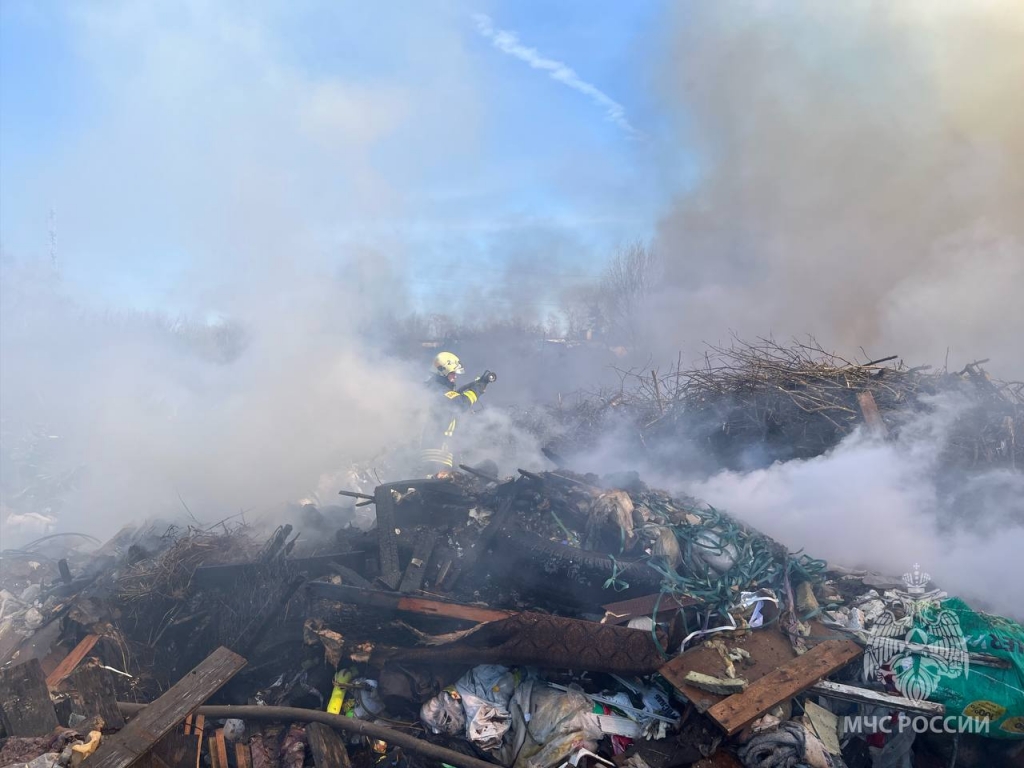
[881,597,1024,739]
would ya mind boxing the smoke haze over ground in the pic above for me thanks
[684,398,1024,620]
[648,1,1024,374]
[2,2,1022,615]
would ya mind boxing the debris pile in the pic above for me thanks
[2,468,1023,767]
[542,338,1024,471]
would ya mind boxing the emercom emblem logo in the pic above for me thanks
[863,564,969,704]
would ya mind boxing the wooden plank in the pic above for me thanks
[208,729,229,768]
[67,663,126,728]
[86,646,246,768]
[374,486,402,589]
[307,721,352,768]
[601,593,698,625]
[149,729,199,768]
[0,658,59,736]
[179,715,204,768]
[46,634,98,688]
[398,529,437,593]
[705,639,862,735]
[808,679,945,715]
[857,391,889,437]
[445,498,514,592]
[659,626,800,713]
[307,581,514,624]
[55,691,87,727]
[235,742,253,768]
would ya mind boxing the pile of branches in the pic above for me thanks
[545,337,1023,472]
[116,524,257,604]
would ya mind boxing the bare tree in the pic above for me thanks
[597,240,661,346]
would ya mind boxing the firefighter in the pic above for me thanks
[420,351,497,473]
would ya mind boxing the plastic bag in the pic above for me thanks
[455,665,517,749]
[516,687,602,768]
[863,596,1024,739]
[420,689,466,736]
[461,692,512,750]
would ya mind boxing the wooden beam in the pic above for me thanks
[192,552,366,589]
[706,639,862,735]
[234,742,253,768]
[374,486,402,589]
[445,498,514,592]
[67,663,126,728]
[87,647,246,768]
[47,634,100,689]
[183,714,205,768]
[307,581,513,623]
[233,575,305,657]
[208,729,229,768]
[307,722,353,768]
[398,530,437,594]
[856,391,889,437]
[0,658,59,736]
[808,680,945,715]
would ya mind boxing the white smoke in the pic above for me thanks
[684,396,1024,619]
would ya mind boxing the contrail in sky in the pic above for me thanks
[474,13,640,138]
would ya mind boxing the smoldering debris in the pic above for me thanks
[2,466,1022,768]
[529,337,1023,474]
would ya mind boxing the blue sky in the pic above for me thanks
[0,0,687,319]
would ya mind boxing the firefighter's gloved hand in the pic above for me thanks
[480,370,497,384]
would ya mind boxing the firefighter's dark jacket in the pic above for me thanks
[420,375,487,468]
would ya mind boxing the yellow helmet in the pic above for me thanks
[432,351,464,376]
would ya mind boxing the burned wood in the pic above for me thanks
[234,575,306,657]
[373,612,668,675]
[307,581,514,623]
[119,702,508,768]
[540,446,566,467]
[398,529,437,594]
[46,633,100,688]
[54,691,86,727]
[0,658,59,736]
[458,463,500,483]
[87,646,246,768]
[58,558,73,584]
[374,486,402,590]
[601,593,698,625]
[192,552,366,589]
[338,489,375,501]
[67,663,126,729]
[445,497,514,592]
[862,355,899,367]
[257,524,294,563]
[705,639,862,735]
